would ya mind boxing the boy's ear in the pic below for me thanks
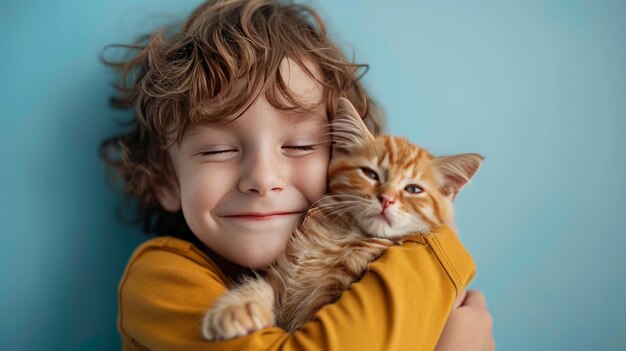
[332,97,375,152]
[154,182,182,212]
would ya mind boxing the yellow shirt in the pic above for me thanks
[118,225,475,350]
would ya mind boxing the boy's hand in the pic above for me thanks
[435,290,495,351]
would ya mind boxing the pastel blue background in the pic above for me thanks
[1,0,624,350]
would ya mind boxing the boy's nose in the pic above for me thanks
[238,150,286,196]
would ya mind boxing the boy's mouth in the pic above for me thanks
[223,211,304,221]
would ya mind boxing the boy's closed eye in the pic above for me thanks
[195,143,322,158]
[284,145,316,150]
[199,149,237,155]
[197,147,238,157]
[282,144,321,156]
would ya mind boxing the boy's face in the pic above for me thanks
[156,59,331,268]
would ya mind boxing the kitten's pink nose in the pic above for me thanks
[379,194,396,211]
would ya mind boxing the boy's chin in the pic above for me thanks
[224,236,290,269]
[230,249,283,269]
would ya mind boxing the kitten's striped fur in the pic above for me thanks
[202,98,483,340]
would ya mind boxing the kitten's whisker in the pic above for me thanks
[318,194,365,201]
[304,203,363,223]
[311,199,363,209]
[314,198,363,204]
[406,216,431,234]
[320,203,365,219]
[309,202,361,214]
[324,194,367,200]
[321,207,356,218]
[308,195,363,209]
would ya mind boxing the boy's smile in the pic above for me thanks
[222,212,304,221]
[155,59,331,268]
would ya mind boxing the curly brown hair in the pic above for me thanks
[100,0,385,238]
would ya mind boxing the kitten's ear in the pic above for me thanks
[433,153,484,200]
[331,97,375,152]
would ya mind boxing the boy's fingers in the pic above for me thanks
[453,289,468,310]
[462,290,486,308]
[489,336,496,350]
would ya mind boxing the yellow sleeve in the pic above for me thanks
[118,226,475,351]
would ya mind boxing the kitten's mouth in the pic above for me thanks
[379,213,392,226]
[358,213,396,238]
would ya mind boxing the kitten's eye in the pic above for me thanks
[360,167,379,181]
[404,184,423,194]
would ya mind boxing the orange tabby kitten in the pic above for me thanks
[202,98,483,340]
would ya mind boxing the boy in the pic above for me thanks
[101,0,493,350]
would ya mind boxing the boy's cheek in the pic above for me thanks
[293,152,330,202]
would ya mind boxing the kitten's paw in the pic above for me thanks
[202,300,274,341]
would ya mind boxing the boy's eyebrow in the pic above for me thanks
[280,106,320,116]
[182,122,226,140]
[278,102,327,119]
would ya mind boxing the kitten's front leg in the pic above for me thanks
[202,277,275,341]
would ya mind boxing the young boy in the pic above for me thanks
[101,0,494,350]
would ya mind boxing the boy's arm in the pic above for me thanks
[435,290,495,351]
[118,225,475,351]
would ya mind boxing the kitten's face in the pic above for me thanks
[327,98,482,239]
[328,136,446,238]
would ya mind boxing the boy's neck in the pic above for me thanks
[183,231,258,284]
[199,242,259,284]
